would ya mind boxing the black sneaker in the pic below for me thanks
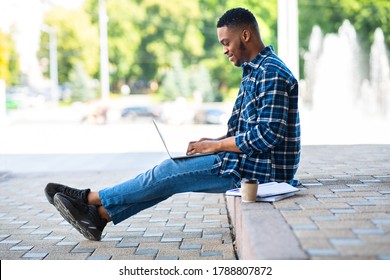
[53,193,107,241]
[44,183,90,205]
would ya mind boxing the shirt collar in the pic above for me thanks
[241,45,274,72]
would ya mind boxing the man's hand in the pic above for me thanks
[186,136,242,155]
[186,138,220,155]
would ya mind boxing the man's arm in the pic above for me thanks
[235,71,291,156]
[186,135,242,155]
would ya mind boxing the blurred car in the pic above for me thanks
[121,106,161,121]
[194,108,229,124]
[6,86,45,109]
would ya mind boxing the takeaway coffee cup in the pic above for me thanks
[241,179,258,202]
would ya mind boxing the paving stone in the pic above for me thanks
[9,245,34,251]
[315,194,339,198]
[56,241,78,246]
[291,224,319,230]
[161,237,182,242]
[330,238,364,245]
[2,145,390,261]
[180,244,202,250]
[22,252,48,259]
[311,216,339,221]
[156,256,179,260]
[126,227,146,232]
[156,249,200,260]
[116,242,139,248]
[331,188,355,192]
[71,247,95,254]
[352,228,385,235]
[299,237,332,249]
[0,239,22,245]
[360,179,382,183]
[330,209,357,214]
[135,249,159,255]
[0,250,26,259]
[44,252,91,260]
[307,248,340,257]
[143,231,164,237]
[348,202,376,206]
[200,251,223,257]
[0,234,10,241]
[101,237,122,242]
[87,255,112,260]
[302,183,323,187]
[372,219,390,225]
[295,200,321,205]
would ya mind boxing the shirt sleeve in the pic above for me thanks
[235,71,290,156]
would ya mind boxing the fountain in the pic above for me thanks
[301,21,390,144]
[369,28,390,117]
[306,21,361,118]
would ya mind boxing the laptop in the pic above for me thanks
[153,119,214,159]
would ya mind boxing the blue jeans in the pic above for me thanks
[99,155,234,224]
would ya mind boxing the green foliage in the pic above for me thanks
[38,0,389,101]
[68,63,97,102]
[84,0,145,91]
[299,0,390,77]
[190,64,219,102]
[0,30,20,86]
[159,54,218,102]
[39,6,99,84]
[159,54,190,101]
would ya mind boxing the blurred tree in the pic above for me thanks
[136,0,204,81]
[84,0,145,92]
[190,64,218,102]
[68,62,97,102]
[39,0,389,102]
[41,0,279,101]
[0,30,20,86]
[39,6,99,85]
[298,0,390,78]
[159,53,190,101]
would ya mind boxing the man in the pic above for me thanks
[45,7,300,241]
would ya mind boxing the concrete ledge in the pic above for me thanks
[226,196,308,260]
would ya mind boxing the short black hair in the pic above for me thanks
[216,7,258,29]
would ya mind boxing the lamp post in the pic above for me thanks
[41,24,59,105]
[99,0,110,101]
[278,0,299,79]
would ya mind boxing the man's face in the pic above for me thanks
[217,26,248,67]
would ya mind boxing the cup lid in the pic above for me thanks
[242,178,258,184]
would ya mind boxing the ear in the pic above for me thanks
[242,29,251,42]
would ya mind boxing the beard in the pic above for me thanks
[233,40,247,67]
[239,40,246,51]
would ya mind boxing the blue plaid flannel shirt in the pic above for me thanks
[212,46,301,187]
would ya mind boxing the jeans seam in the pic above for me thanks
[147,166,212,190]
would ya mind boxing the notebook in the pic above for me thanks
[153,119,214,160]
[225,182,300,202]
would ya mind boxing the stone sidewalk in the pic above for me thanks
[284,144,390,259]
[227,144,390,260]
[0,154,236,260]
[0,144,390,260]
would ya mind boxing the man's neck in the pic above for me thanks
[248,41,265,62]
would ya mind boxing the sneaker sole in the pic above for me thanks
[53,194,101,241]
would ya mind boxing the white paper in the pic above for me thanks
[226,181,300,202]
